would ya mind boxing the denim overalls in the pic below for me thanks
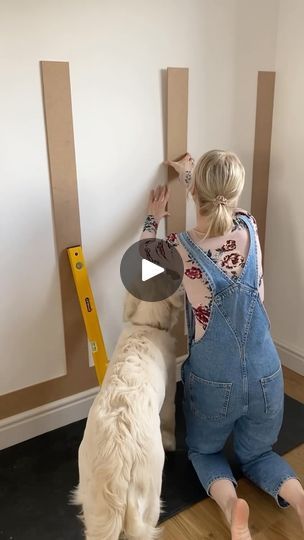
[179,214,296,507]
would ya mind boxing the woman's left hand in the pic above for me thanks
[147,185,170,222]
[165,153,195,186]
[165,152,194,173]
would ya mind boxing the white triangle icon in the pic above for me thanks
[142,259,165,282]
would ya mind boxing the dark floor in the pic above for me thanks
[0,384,304,540]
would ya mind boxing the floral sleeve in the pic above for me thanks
[177,168,193,189]
[141,215,159,240]
[183,170,192,187]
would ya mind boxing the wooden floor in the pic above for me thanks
[162,367,304,539]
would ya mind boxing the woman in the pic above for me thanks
[140,150,304,539]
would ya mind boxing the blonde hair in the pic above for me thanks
[190,149,245,238]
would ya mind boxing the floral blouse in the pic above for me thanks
[141,210,264,342]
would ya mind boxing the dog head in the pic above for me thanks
[123,290,183,332]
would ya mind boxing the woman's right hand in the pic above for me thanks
[147,185,170,223]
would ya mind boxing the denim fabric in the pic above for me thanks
[179,215,296,507]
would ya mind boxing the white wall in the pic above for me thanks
[0,1,279,400]
[265,0,304,373]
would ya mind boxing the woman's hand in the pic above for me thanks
[147,185,170,222]
[165,153,195,186]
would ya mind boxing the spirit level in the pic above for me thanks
[67,246,108,384]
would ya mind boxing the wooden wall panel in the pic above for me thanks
[40,61,89,378]
[251,71,276,257]
[166,67,189,356]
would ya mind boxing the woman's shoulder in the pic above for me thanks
[234,208,258,231]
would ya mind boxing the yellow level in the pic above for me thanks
[67,246,108,384]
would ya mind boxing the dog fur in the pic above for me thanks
[73,292,182,540]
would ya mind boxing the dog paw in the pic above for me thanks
[162,431,176,451]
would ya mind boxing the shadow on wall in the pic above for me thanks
[264,183,304,350]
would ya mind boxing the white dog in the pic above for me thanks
[74,292,182,540]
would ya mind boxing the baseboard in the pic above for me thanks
[275,340,304,376]
[0,356,188,451]
[0,386,99,450]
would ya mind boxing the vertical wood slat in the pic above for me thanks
[166,68,189,356]
[251,71,276,257]
[166,67,189,233]
[40,61,89,376]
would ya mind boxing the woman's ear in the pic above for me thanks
[123,292,139,322]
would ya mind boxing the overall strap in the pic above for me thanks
[236,214,259,290]
[178,231,234,294]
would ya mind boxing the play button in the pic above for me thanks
[142,259,164,282]
[120,238,184,302]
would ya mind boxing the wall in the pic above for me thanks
[265,0,304,374]
[0,0,279,446]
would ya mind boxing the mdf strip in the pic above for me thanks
[166,67,188,233]
[166,67,189,356]
[40,61,90,379]
[251,71,276,258]
[0,61,97,420]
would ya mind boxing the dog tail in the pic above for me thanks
[124,483,161,540]
[75,444,128,540]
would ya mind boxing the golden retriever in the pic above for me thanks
[74,292,182,540]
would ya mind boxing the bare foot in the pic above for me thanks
[231,499,252,540]
[278,477,304,531]
[296,499,304,531]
